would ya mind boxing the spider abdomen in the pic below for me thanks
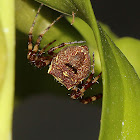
[48,45,91,90]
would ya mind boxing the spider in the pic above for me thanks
[27,4,102,104]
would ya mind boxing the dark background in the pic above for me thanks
[92,0,140,39]
[13,0,140,140]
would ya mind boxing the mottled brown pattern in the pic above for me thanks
[48,46,91,90]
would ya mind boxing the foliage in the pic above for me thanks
[0,0,140,139]
[0,0,15,140]
[35,0,140,139]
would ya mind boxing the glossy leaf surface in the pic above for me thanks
[34,0,140,139]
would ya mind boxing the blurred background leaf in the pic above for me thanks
[0,0,15,140]
[115,37,140,77]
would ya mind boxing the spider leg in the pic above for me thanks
[70,53,102,104]
[70,72,102,99]
[27,4,64,68]
[39,40,56,55]
[79,93,103,104]
[35,40,57,67]
[70,72,102,104]
[47,40,86,55]
[27,3,43,59]
[33,14,64,53]
[71,11,75,25]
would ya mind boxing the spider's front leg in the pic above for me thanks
[27,3,50,68]
[27,4,43,61]
[27,3,64,68]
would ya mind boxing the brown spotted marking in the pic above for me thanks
[48,45,91,90]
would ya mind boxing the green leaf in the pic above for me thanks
[99,22,119,41]
[99,26,140,139]
[34,0,140,139]
[115,37,140,78]
[0,0,15,140]
[0,21,6,90]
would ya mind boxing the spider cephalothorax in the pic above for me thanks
[27,4,102,104]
